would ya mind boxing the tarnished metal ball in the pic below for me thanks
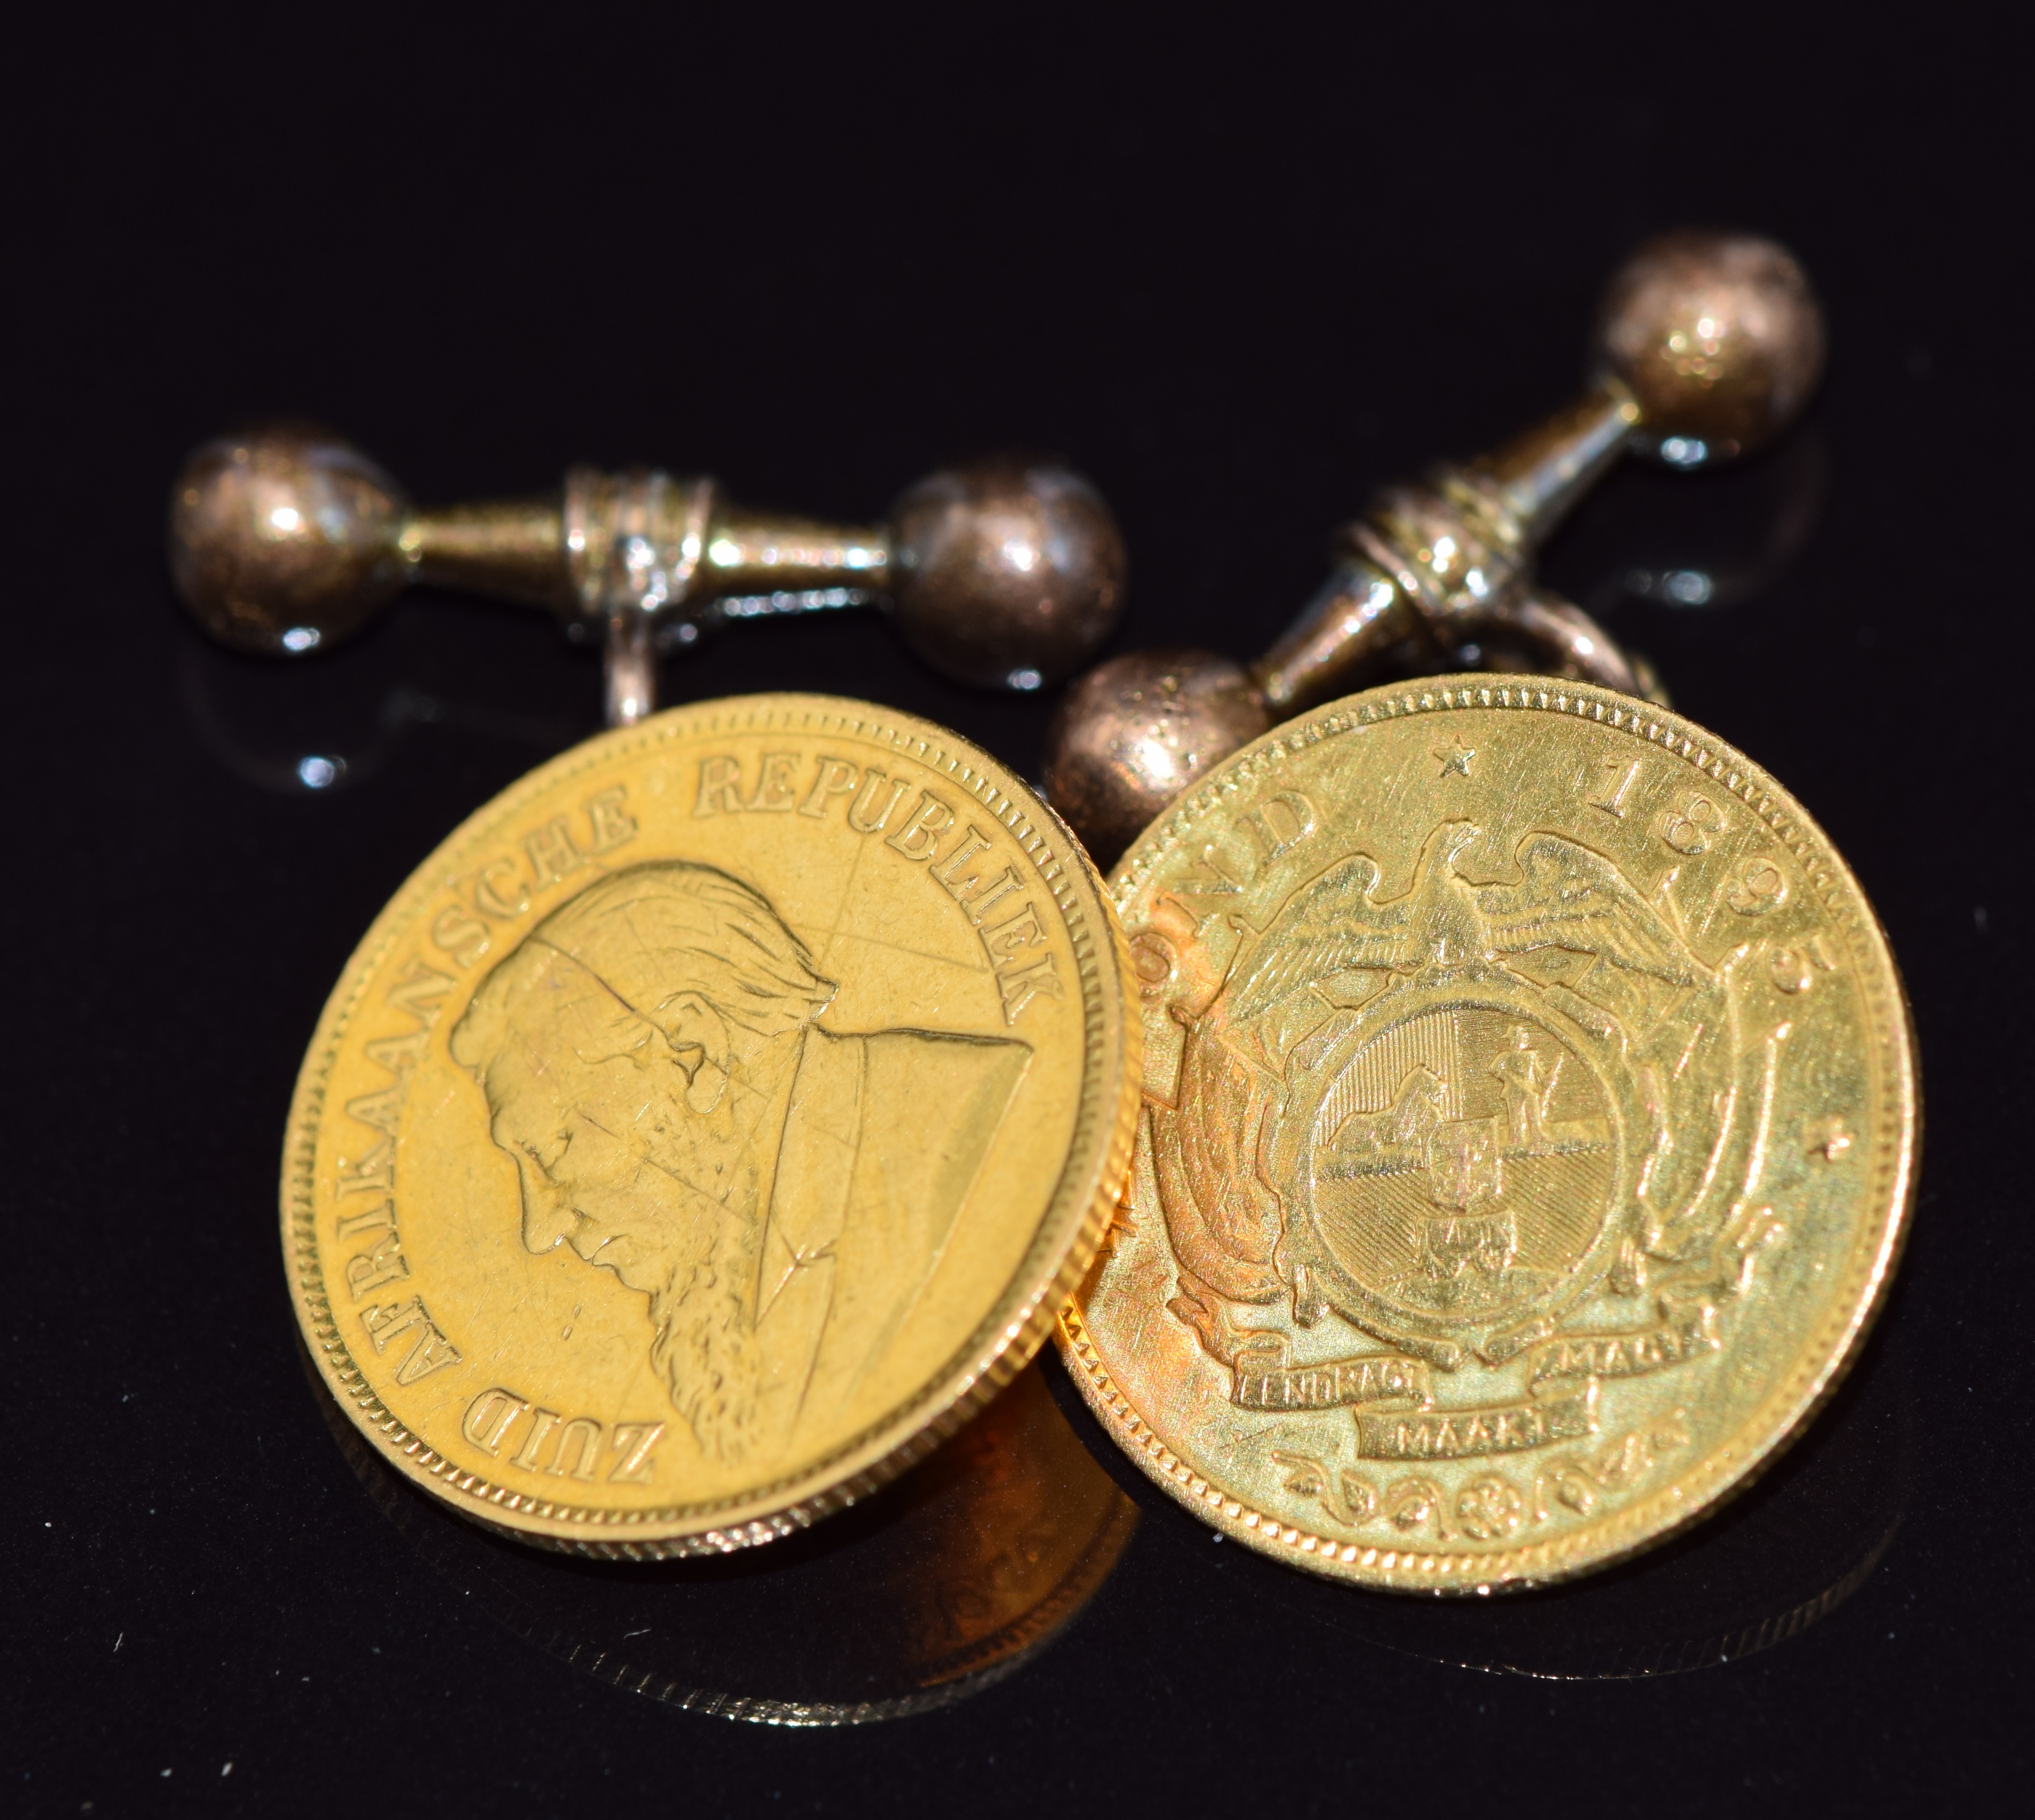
[1596,230,1825,466]
[1044,649,1271,867]
[887,458,1126,691]
[169,423,412,654]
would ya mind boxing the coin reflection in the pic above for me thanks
[1262,1330,1910,1679]
[312,1356,1137,1723]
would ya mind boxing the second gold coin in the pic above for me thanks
[1062,679,1916,1590]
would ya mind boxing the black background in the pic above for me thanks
[6,4,2028,1813]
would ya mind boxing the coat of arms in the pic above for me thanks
[1133,817,1790,1499]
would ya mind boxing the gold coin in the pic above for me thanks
[286,694,1140,1556]
[1060,678,1917,1590]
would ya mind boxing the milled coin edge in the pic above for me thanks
[1057,678,1920,1593]
[284,693,1142,1555]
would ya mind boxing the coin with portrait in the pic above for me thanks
[286,695,1139,1554]
[1060,679,1916,1590]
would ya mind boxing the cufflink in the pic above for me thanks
[1043,229,1826,861]
[169,429,1126,723]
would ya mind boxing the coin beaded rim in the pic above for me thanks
[1057,678,1918,1592]
[285,693,1142,1555]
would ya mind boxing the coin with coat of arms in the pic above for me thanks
[1059,678,1917,1590]
[286,694,1139,1556]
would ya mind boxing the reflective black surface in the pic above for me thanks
[320,1356,1137,1726]
[7,8,2029,1814]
